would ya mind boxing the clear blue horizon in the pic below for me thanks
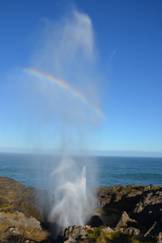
[0,0,162,156]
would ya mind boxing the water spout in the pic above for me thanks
[49,157,94,229]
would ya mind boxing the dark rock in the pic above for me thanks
[97,185,162,241]
[87,215,103,227]
[101,208,121,227]
[133,189,162,227]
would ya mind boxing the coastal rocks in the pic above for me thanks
[1,176,162,242]
[87,215,103,227]
[61,185,162,242]
[64,225,91,242]
[0,177,49,242]
[62,225,141,243]
[134,188,162,227]
[0,211,48,242]
[96,185,162,242]
[0,177,45,221]
[115,211,137,229]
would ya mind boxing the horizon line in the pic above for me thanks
[0,147,162,158]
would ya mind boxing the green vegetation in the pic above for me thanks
[86,227,154,243]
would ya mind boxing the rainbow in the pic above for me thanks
[24,67,104,118]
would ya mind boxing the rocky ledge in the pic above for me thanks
[61,185,162,243]
[0,177,49,242]
[1,177,162,242]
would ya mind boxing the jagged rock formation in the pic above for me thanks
[62,185,162,242]
[1,177,162,242]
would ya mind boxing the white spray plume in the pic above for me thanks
[49,157,95,228]
[17,9,101,229]
[0,9,102,229]
[34,10,95,72]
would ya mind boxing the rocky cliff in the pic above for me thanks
[1,177,162,242]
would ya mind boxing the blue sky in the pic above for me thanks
[0,0,162,155]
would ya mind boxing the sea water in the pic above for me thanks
[0,152,162,188]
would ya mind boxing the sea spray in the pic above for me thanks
[17,9,102,230]
[49,156,96,228]
[35,10,101,229]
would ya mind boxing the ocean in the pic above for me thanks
[0,152,162,188]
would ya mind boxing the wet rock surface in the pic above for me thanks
[1,177,162,242]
